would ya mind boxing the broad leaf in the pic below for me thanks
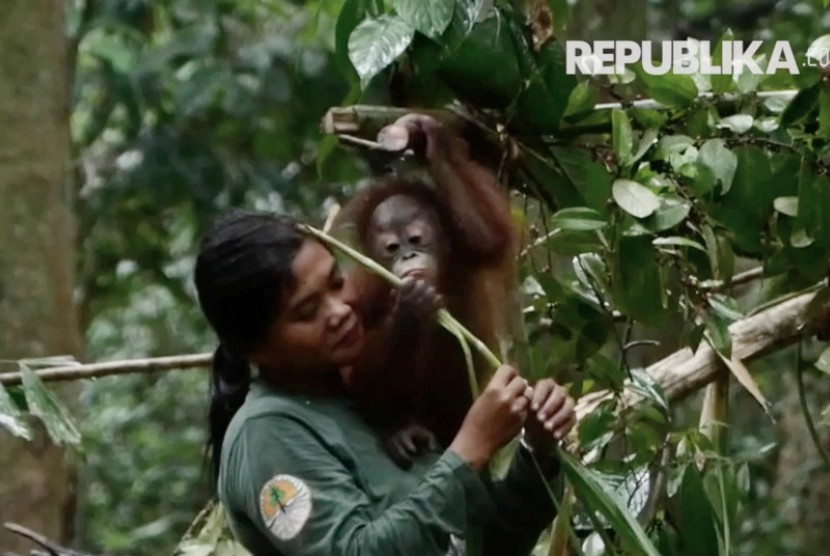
[550,207,607,231]
[780,83,820,127]
[551,147,612,213]
[335,0,370,79]
[704,311,732,359]
[820,87,830,139]
[816,346,830,374]
[612,179,660,218]
[348,15,415,86]
[0,382,32,440]
[773,196,799,217]
[637,69,698,108]
[644,196,692,232]
[677,465,720,556]
[710,30,735,94]
[612,109,634,166]
[698,139,737,194]
[394,0,454,39]
[715,351,773,417]
[19,363,81,445]
[716,114,753,134]
[558,449,662,556]
[652,236,706,252]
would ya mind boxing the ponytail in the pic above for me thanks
[194,209,304,486]
[208,343,252,483]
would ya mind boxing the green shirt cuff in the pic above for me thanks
[442,448,498,520]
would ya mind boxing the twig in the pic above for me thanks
[694,266,765,291]
[0,354,212,387]
[3,522,92,556]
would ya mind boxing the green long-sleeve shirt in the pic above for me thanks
[218,380,559,556]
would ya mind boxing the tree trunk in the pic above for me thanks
[0,1,81,553]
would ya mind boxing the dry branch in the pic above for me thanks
[0,353,212,387]
[2,522,93,556]
[575,289,819,423]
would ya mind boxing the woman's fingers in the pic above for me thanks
[545,397,575,437]
[538,385,566,422]
[531,379,554,411]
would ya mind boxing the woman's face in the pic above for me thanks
[251,239,365,371]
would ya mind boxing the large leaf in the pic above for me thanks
[797,158,830,247]
[698,139,737,194]
[637,68,699,108]
[612,109,634,166]
[19,363,81,445]
[394,0,454,39]
[612,179,660,219]
[815,346,830,374]
[710,30,735,94]
[348,15,415,86]
[551,147,613,213]
[335,0,370,79]
[509,24,577,132]
[557,449,662,556]
[0,382,32,440]
[435,11,522,108]
[677,465,720,556]
[611,235,664,325]
[780,83,820,127]
[550,207,607,231]
[714,351,773,417]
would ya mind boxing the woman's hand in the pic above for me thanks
[449,365,533,471]
[523,379,576,455]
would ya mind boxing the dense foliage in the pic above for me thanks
[2,0,830,554]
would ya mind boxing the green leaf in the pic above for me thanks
[643,196,692,232]
[0,382,32,440]
[612,109,634,166]
[773,196,799,217]
[652,236,706,252]
[796,160,830,247]
[551,147,612,213]
[816,346,830,374]
[19,363,81,445]
[612,179,660,219]
[631,128,659,165]
[637,69,698,108]
[335,0,369,80]
[435,12,522,108]
[678,465,720,556]
[348,15,415,86]
[704,310,732,359]
[557,449,662,556]
[550,207,607,231]
[820,86,830,139]
[780,83,820,127]
[612,236,664,325]
[698,139,737,194]
[806,34,830,62]
[394,0,454,39]
[711,30,735,94]
[564,80,597,120]
[707,294,744,321]
[716,114,754,134]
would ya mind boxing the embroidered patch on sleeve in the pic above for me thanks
[259,474,313,540]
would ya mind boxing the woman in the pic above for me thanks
[194,209,576,556]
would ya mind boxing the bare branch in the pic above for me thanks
[0,353,212,387]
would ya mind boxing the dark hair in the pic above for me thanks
[194,209,304,482]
